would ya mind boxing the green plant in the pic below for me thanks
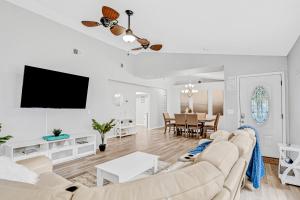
[0,135,13,144]
[52,129,62,137]
[0,123,13,144]
[92,119,116,144]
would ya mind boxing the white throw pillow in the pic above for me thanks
[0,156,38,184]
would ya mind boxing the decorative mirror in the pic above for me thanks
[251,86,269,124]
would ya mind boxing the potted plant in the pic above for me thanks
[92,119,115,151]
[0,123,13,144]
[52,129,62,137]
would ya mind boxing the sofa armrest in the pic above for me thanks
[17,156,53,175]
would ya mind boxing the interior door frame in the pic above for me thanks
[135,92,151,129]
[236,72,286,145]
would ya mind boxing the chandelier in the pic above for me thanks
[181,83,198,97]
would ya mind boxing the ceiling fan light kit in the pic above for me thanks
[81,6,162,51]
[123,29,136,43]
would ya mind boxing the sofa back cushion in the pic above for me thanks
[196,141,239,177]
[0,179,72,200]
[230,133,256,160]
[210,130,233,141]
[73,161,225,200]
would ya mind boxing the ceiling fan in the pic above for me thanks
[132,37,163,51]
[81,6,125,36]
[123,10,163,51]
[82,7,163,51]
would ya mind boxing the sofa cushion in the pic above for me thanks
[0,179,72,200]
[161,161,193,172]
[72,161,225,200]
[17,156,53,175]
[224,158,246,199]
[230,133,255,159]
[196,141,239,177]
[37,172,72,189]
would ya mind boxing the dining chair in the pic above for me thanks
[186,114,202,137]
[163,113,175,134]
[196,113,206,120]
[203,113,221,138]
[174,114,186,135]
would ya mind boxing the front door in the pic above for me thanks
[239,73,284,158]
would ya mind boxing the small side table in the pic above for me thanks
[278,143,300,186]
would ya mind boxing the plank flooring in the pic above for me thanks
[54,127,300,199]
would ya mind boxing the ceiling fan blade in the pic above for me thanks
[102,6,120,20]
[132,47,143,51]
[150,44,163,51]
[137,38,150,45]
[81,21,100,27]
[110,25,125,36]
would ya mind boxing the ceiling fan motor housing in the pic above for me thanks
[100,17,110,27]
[142,43,150,49]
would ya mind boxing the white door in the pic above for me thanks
[239,74,284,158]
[136,94,150,128]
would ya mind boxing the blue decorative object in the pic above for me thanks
[188,141,212,155]
[238,125,265,189]
[42,134,70,141]
[251,86,269,124]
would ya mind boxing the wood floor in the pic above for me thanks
[54,127,300,200]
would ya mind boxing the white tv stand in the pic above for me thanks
[3,133,96,164]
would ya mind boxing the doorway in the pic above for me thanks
[238,73,286,158]
[136,92,150,129]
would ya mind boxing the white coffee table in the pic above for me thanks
[95,151,159,186]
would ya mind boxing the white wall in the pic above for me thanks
[132,52,287,132]
[167,82,225,128]
[0,1,292,145]
[107,80,166,129]
[288,36,300,145]
[0,1,167,144]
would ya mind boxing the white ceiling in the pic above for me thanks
[6,0,300,56]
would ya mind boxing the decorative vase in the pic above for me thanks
[99,144,106,151]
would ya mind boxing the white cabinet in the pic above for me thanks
[4,133,96,164]
[115,119,136,138]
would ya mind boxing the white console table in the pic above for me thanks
[115,119,136,138]
[278,143,300,186]
[3,133,96,164]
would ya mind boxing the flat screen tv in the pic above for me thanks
[21,66,89,109]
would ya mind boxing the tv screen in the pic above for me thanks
[21,66,89,108]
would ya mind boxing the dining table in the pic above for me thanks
[167,117,215,136]
[168,117,215,124]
